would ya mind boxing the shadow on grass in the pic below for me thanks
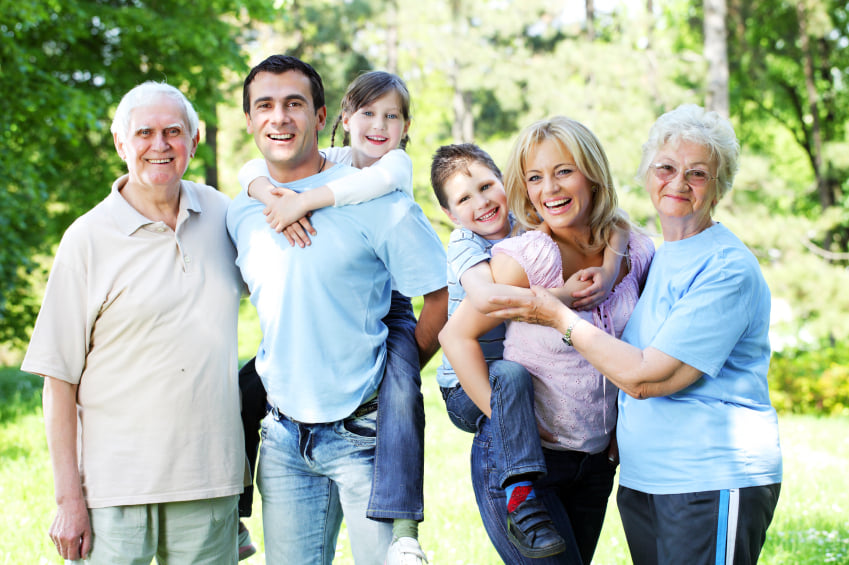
[0,367,43,424]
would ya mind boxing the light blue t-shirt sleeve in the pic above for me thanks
[373,197,446,298]
[447,228,493,283]
[647,250,759,379]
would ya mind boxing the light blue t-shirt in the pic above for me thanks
[435,223,512,388]
[226,163,447,423]
[618,222,782,494]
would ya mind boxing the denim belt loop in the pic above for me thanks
[268,404,292,423]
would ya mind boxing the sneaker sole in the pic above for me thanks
[507,528,567,558]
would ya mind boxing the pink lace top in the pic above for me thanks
[493,230,654,453]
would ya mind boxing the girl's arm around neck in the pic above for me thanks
[327,149,413,206]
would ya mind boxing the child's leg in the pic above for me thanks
[486,359,566,558]
[471,419,581,564]
[368,291,424,522]
[440,383,486,433]
[239,357,267,518]
[487,359,547,487]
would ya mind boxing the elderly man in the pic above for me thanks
[226,55,447,565]
[23,82,245,564]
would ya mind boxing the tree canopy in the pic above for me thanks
[0,0,272,344]
[2,0,847,353]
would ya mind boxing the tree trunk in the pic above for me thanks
[585,0,595,41]
[644,0,661,112]
[204,115,218,190]
[704,0,730,117]
[386,0,399,74]
[451,61,474,143]
[450,0,474,142]
[797,2,832,209]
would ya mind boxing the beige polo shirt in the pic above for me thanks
[22,176,245,508]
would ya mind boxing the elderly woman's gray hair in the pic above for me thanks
[638,104,739,204]
[110,82,199,143]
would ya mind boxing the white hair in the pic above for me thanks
[638,104,740,202]
[110,81,199,142]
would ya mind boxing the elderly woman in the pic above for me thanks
[441,116,654,564]
[489,104,783,565]
[22,82,245,563]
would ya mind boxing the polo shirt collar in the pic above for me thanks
[108,175,202,236]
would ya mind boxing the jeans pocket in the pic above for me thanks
[339,410,377,447]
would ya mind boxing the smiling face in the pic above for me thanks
[245,70,327,183]
[342,90,410,168]
[442,161,511,240]
[648,139,717,240]
[524,138,594,235]
[114,95,198,192]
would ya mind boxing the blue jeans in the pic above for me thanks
[238,291,424,522]
[257,402,393,565]
[472,419,616,565]
[442,359,546,486]
[368,291,424,522]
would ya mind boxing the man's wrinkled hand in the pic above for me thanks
[49,499,92,560]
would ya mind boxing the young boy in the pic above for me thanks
[430,143,625,558]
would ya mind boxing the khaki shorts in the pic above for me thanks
[69,495,238,565]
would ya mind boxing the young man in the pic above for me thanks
[226,55,447,565]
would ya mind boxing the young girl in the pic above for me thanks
[238,72,413,245]
[237,71,431,565]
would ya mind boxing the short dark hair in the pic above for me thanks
[430,143,502,209]
[242,54,325,114]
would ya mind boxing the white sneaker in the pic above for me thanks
[385,537,428,565]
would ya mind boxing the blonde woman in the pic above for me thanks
[441,116,653,564]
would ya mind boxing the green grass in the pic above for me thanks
[2,362,848,564]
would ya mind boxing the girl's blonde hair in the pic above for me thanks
[503,116,624,253]
[330,71,412,149]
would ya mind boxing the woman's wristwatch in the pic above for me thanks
[561,318,583,347]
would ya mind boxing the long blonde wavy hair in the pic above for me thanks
[503,116,625,254]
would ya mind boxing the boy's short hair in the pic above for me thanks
[430,143,502,209]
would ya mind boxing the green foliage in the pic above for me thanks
[3,0,849,397]
[727,0,849,238]
[252,0,380,134]
[0,0,274,344]
[769,345,849,416]
[0,367,42,424]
